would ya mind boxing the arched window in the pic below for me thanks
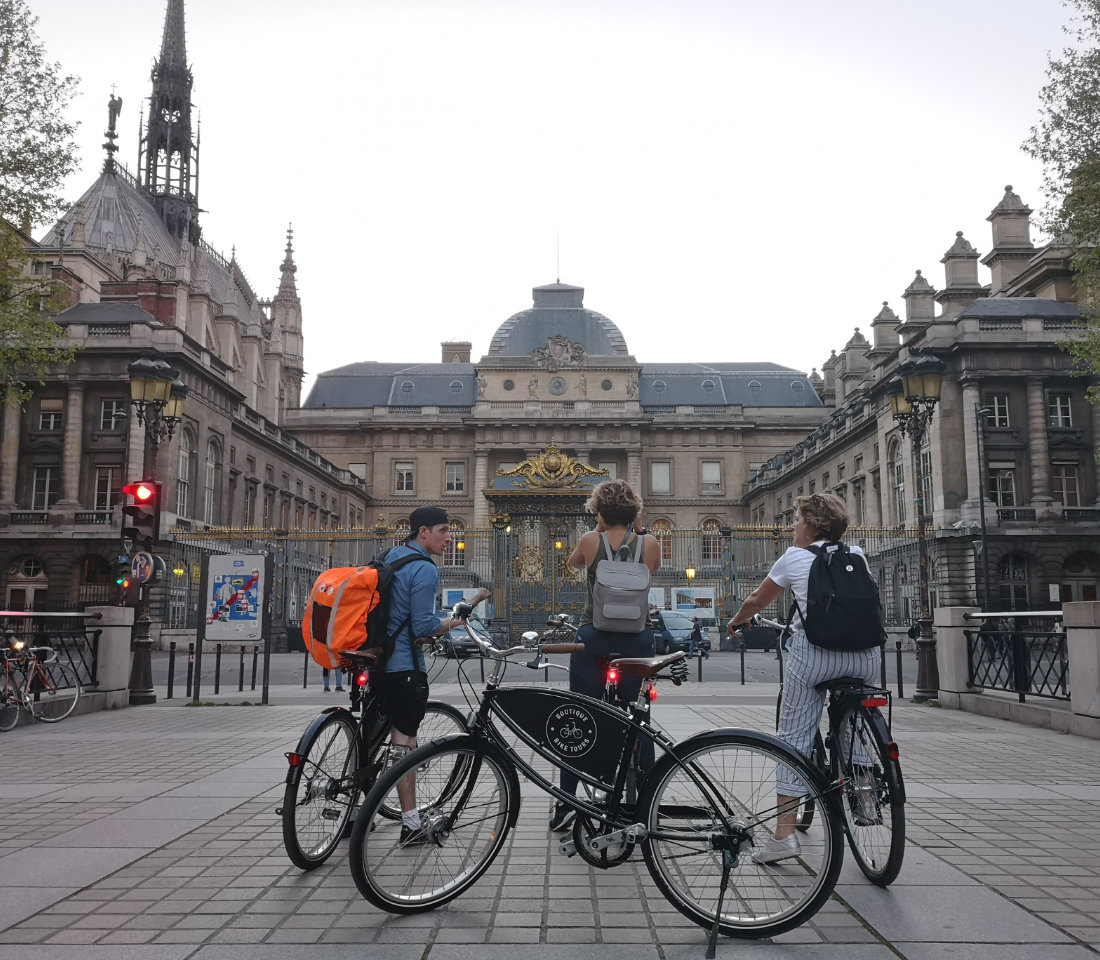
[202,439,222,525]
[700,519,722,564]
[998,554,1030,610]
[444,520,466,566]
[391,519,410,547]
[889,440,905,524]
[176,428,194,518]
[649,519,674,563]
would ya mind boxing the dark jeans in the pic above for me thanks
[560,624,656,798]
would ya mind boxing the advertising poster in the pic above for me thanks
[648,586,667,610]
[205,554,266,642]
[672,587,716,615]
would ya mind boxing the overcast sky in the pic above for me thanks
[34,0,1070,398]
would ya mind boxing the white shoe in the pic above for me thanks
[752,834,801,864]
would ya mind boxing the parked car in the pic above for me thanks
[648,610,701,655]
[438,617,487,659]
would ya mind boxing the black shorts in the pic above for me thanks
[378,670,429,738]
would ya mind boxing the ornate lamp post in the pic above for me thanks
[888,354,946,702]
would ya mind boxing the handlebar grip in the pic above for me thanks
[541,643,584,654]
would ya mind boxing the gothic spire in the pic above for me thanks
[139,0,201,244]
[277,225,298,299]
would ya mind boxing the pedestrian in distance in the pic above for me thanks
[322,666,344,693]
[686,617,709,659]
[727,492,882,865]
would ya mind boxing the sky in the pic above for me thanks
[33,0,1072,399]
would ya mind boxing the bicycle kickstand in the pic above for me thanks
[705,849,735,959]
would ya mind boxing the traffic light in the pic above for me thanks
[121,479,161,551]
[114,556,139,606]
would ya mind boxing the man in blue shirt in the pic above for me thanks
[382,505,490,843]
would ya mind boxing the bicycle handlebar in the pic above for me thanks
[540,643,584,654]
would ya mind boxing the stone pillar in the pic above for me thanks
[86,604,136,710]
[473,451,490,529]
[1026,378,1056,517]
[933,605,978,705]
[0,399,21,504]
[127,411,146,481]
[58,382,86,505]
[627,451,642,495]
[1064,601,1100,720]
[959,382,990,522]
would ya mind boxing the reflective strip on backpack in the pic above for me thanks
[325,567,367,661]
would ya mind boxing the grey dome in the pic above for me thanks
[486,283,630,357]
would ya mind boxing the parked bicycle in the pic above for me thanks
[278,645,467,870]
[742,613,906,886]
[0,634,81,731]
[348,607,848,948]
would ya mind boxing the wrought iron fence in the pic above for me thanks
[0,611,102,689]
[964,614,1069,703]
[166,523,927,638]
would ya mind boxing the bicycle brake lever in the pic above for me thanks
[670,659,689,685]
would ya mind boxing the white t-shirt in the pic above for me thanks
[767,541,870,625]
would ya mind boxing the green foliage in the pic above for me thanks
[0,0,79,229]
[1024,0,1100,396]
[0,224,77,404]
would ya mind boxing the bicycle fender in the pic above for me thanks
[284,707,349,787]
[866,710,906,804]
[638,727,835,802]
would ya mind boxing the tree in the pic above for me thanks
[0,0,79,228]
[1023,0,1100,396]
[0,0,80,402]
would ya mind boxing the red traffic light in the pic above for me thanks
[123,481,156,502]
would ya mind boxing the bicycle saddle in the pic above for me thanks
[814,676,883,696]
[610,651,686,679]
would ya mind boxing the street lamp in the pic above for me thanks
[889,353,946,702]
[685,564,696,583]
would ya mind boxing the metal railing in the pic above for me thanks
[0,610,102,690]
[963,611,1068,703]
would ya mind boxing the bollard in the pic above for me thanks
[697,653,703,683]
[238,646,245,692]
[186,642,195,698]
[214,643,222,694]
[251,645,259,691]
[166,641,177,700]
[739,643,746,685]
[303,648,309,688]
[895,639,904,700]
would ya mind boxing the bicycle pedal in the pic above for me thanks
[321,807,341,821]
[558,837,578,857]
[624,823,648,842]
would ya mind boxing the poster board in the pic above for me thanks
[204,555,267,642]
[672,587,716,615]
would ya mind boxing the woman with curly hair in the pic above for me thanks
[548,479,662,832]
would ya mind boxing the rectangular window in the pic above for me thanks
[986,394,1010,428]
[265,464,274,484]
[701,461,721,494]
[31,467,58,510]
[920,450,934,516]
[348,462,367,479]
[445,462,466,493]
[1048,393,1072,427]
[99,399,126,430]
[244,484,255,525]
[1052,463,1080,507]
[822,471,830,489]
[836,462,846,481]
[94,467,120,511]
[263,492,273,527]
[395,461,414,493]
[598,461,618,480]
[38,407,63,431]
[808,479,816,494]
[246,456,256,477]
[650,461,671,494]
[853,480,866,524]
[988,466,1016,507]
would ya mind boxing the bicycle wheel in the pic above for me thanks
[29,660,80,723]
[795,733,825,833]
[0,689,21,732]
[375,701,468,820]
[282,710,359,869]
[834,706,905,885]
[639,729,842,940]
[350,736,516,913]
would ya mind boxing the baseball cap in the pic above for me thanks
[407,505,450,539]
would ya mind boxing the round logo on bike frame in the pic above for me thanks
[545,704,597,757]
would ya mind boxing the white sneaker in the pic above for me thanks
[752,834,801,864]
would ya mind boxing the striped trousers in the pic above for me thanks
[775,630,881,797]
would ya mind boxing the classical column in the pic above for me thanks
[960,381,985,522]
[1026,378,1056,515]
[473,451,490,529]
[0,399,21,504]
[627,450,642,494]
[126,413,146,482]
[58,383,86,505]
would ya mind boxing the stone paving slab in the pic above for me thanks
[0,684,1098,959]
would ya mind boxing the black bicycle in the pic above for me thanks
[348,610,849,947]
[748,613,906,886]
[279,648,466,870]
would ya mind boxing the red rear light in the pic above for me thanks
[356,673,369,687]
[285,752,302,767]
[888,742,900,761]
[607,668,619,682]
[648,686,657,701]
[862,696,888,708]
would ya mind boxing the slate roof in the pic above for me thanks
[305,362,476,408]
[55,302,157,326]
[957,298,1084,320]
[486,283,630,357]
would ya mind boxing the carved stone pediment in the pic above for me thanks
[532,336,586,371]
[496,441,607,489]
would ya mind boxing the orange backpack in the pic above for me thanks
[302,553,431,669]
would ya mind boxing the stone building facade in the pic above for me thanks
[744,187,1100,616]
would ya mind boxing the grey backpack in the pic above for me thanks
[591,531,651,633]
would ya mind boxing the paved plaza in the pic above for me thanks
[1,676,1098,960]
